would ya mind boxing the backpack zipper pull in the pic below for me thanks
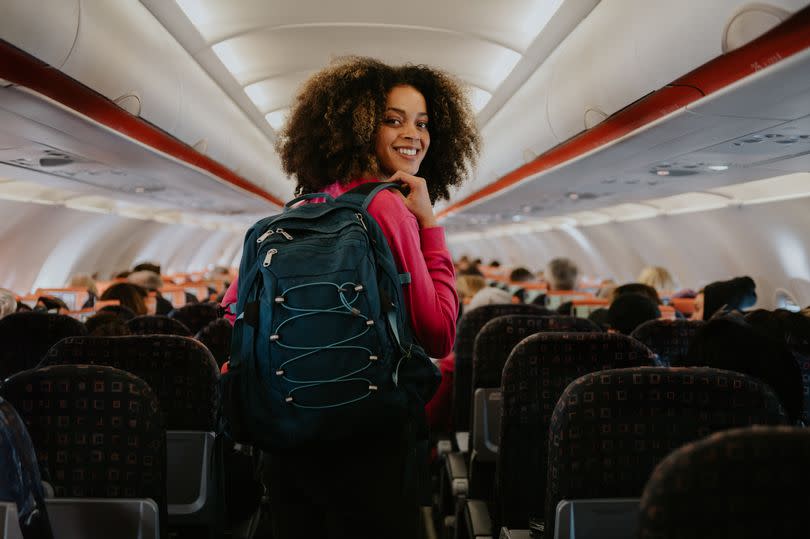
[356,213,367,231]
[276,228,293,240]
[256,229,274,243]
[263,249,278,267]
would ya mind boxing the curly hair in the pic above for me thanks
[276,56,481,202]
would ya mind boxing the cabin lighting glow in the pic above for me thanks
[707,165,730,171]
[265,110,288,131]
[656,170,670,176]
[567,192,579,200]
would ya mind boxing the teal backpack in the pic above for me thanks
[221,182,441,451]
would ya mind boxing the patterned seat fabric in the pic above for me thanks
[631,319,706,366]
[639,425,810,538]
[168,303,219,336]
[0,312,87,380]
[126,315,191,337]
[453,303,549,431]
[41,336,219,431]
[195,318,232,368]
[497,332,655,530]
[0,365,166,537]
[473,315,601,390]
[0,397,53,538]
[795,351,810,424]
[546,367,790,538]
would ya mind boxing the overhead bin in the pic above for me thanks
[0,0,283,196]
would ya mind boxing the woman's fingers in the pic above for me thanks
[387,171,437,228]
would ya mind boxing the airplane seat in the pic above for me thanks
[0,365,167,539]
[38,335,222,535]
[545,367,791,538]
[453,304,550,443]
[469,333,656,539]
[0,397,54,539]
[126,315,191,337]
[639,426,810,538]
[630,319,706,366]
[194,319,232,368]
[0,313,86,379]
[168,303,219,336]
[441,314,604,522]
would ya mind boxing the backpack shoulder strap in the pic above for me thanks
[337,181,403,210]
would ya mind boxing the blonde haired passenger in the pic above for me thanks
[637,266,676,295]
[0,288,16,319]
[456,274,486,305]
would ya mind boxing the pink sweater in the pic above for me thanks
[221,178,458,357]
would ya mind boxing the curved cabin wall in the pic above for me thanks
[449,196,810,310]
[0,199,242,294]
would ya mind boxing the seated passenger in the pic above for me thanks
[128,270,173,315]
[0,289,16,320]
[610,282,660,304]
[100,283,148,316]
[509,267,535,303]
[85,311,132,336]
[637,266,677,297]
[34,295,69,314]
[547,257,578,291]
[466,287,513,312]
[683,316,803,423]
[69,273,98,309]
[607,293,661,335]
[692,276,757,321]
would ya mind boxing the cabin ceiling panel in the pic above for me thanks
[176,0,561,53]
[214,26,520,92]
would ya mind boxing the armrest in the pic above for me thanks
[0,502,24,539]
[464,498,492,538]
[554,498,639,539]
[444,451,469,497]
[455,431,470,453]
[46,498,159,539]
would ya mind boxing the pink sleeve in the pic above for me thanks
[221,277,239,325]
[367,190,458,357]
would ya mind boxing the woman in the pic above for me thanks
[222,57,480,538]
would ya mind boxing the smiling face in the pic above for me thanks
[374,84,430,177]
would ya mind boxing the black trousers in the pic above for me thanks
[264,442,421,539]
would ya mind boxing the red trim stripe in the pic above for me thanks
[438,4,810,219]
[0,40,284,208]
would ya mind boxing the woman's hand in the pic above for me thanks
[388,170,438,228]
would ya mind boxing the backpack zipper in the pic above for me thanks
[355,213,367,231]
[263,249,278,267]
[256,229,274,243]
[276,228,294,240]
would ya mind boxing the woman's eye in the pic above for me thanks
[417,121,429,129]
[384,118,401,126]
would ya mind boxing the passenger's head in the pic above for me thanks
[133,262,161,276]
[456,274,486,304]
[637,266,676,294]
[466,287,513,312]
[85,311,132,337]
[100,283,148,316]
[607,293,661,335]
[277,57,481,202]
[684,316,804,423]
[547,257,578,291]
[0,288,16,320]
[699,276,757,321]
[509,267,534,283]
[489,260,501,268]
[97,304,137,322]
[610,283,660,305]
[69,273,98,297]
[113,270,132,279]
[128,270,163,292]
[34,296,69,314]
